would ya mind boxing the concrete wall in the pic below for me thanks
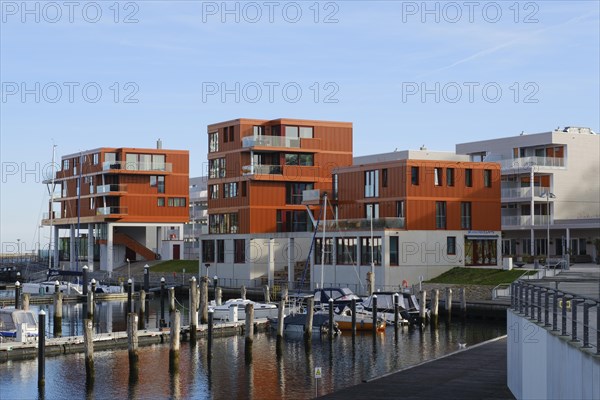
[507,310,600,400]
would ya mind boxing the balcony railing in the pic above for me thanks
[242,164,283,175]
[320,217,405,231]
[242,135,300,149]
[502,215,550,226]
[97,206,128,215]
[500,156,565,170]
[501,186,551,199]
[96,184,128,194]
[102,161,172,172]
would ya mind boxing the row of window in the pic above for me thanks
[62,153,101,172]
[209,158,227,179]
[435,201,472,229]
[157,197,187,207]
[202,238,246,263]
[209,213,239,234]
[210,182,247,199]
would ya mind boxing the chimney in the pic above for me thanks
[157,139,162,149]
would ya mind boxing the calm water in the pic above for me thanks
[0,298,506,399]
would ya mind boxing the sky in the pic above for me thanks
[1,0,599,253]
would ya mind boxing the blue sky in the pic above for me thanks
[1,0,599,251]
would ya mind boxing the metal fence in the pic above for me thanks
[511,280,600,354]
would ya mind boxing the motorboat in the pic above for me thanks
[21,281,83,296]
[332,307,386,332]
[271,313,341,336]
[209,298,278,321]
[0,308,38,340]
[313,287,362,311]
[358,291,422,325]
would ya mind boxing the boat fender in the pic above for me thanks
[402,280,409,288]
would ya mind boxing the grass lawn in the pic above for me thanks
[151,260,199,273]
[426,267,537,286]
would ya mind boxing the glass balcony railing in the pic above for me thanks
[96,184,127,194]
[500,156,565,170]
[102,161,172,172]
[242,164,283,175]
[97,206,128,215]
[320,217,405,231]
[242,135,301,148]
[501,215,550,226]
[501,186,551,199]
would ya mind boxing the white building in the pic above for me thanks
[184,176,208,259]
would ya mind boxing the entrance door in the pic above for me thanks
[173,244,180,260]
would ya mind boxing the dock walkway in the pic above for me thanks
[320,336,514,400]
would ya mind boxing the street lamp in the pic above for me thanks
[540,191,556,266]
[126,258,131,280]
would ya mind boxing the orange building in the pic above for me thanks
[206,118,352,235]
[42,145,189,273]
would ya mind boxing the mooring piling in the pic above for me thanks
[208,309,214,348]
[128,312,139,380]
[139,290,146,330]
[263,285,271,303]
[84,318,94,385]
[393,293,400,330]
[372,295,378,337]
[304,297,314,341]
[169,309,180,372]
[245,303,254,344]
[87,285,94,319]
[143,265,150,293]
[22,293,30,311]
[53,292,63,337]
[127,279,134,314]
[38,310,46,388]
[169,287,176,314]
[189,277,198,343]
[215,287,222,306]
[240,285,247,300]
[445,288,453,320]
[82,266,88,296]
[14,281,21,309]
[200,277,208,324]
[277,299,285,338]
[460,288,467,318]
[350,298,357,336]
[328,298,334,339]
[420,290,427,322]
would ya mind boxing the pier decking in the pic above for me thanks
[320,336,514,400]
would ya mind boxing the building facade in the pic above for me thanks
[184,176,208,259]
[457,126,600,263]
[42,145,189,273]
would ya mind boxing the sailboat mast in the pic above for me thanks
[320,193,327,289]
[48,144,57,271]
[370,205,374,289]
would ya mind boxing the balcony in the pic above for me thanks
[96,184,127,194]
[97,206,128,216]
[501,215,550,226]
[500,156,565,171]
[242,135,300,149]
[501,186,551,201]
[242,164,283,175]
[102,161,172,173]
[320,217,405,231]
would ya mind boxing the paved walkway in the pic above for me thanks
[320,337,514,400]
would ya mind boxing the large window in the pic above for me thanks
[209,158,226,178]
[125,153,166,171]
[284,125,313,139]
[389,236,399,266]
[396,200,405,218]
[234,239,245,263]
[461,202,472,229]
[202,240,215,263]
[224,182,238,198]
[364,170,379,197]
[484,169,492,188]
[299,127,313,138]
[435,201,447,229]
[411,166,419,185]
[168,197,186,207]
[210,184,219,199]
[315,238,333,265]
[446,168,455,186]
[217,240,225,263]
[447,236,456,255]
[150,176,165,193]
[465,169,473,187]
[209,132,219,152]
[63,159,70,170]
[434,167,442,186]
[360,237,381,266]
[209,213,239,234]
[286,183,313,205]
[336,238,357,265]
[253,126,264,136]
[285,153,313,166]
[285,126,299,138]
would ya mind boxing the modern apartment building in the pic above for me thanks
[42,145,189,273]
[457,126,600,262]
[184,176,208,259]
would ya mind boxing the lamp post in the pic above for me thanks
[540,191,556,266]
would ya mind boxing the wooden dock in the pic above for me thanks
[320,336,514,400]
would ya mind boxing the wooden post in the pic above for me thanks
[128,313,139,380]
[54,292,63,337]
[84,318,94,384]
[189,277,198,343]
[169,309,180,373]
[22,293,30,311]
[419,290,427,322]
[277,299,285,338]
[431,289,439,319]
[328,298,334,339]
[169,287,176,314]
[215,287,222,306]
[460,287,467,318]
[139,290,146,330]
[372,295,378,337]
[263,285,271,303]
[445,288,453,318]
[350,298,356,336]
[87,290,94,319]
[240,285,247,300]
[304,297,314,340]
[38,310,46,388]
[200,277,208,324]
[14,281,21,310]
[245,303,254,343]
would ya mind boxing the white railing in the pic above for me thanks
[501,186,550,199]
[102,161,172,172]
[500,156,565,170]
[96,184,127,194]
[242,164,283,175]
[501,215,550,226]
[321,217,405,231]
[242,135,301,148]
[97,206,128,215]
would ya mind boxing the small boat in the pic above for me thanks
[332,307,386,332]
[209,298,278,321]
[21,281,83,296]
[273,313,341,336]
[313,287,362,311]
[358,291,419,325]
[0,308,38,340]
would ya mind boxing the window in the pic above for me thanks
[465,169,473,187]
[396,200,405,218]
[365,203,379,219]
[93,153,99,165]
[411,166,419,185]
[209,213,239,234]
[89,197,95,210]
[86,176,94,194]
[286,183,313,204]
[76,178,80,196]
[299,127,313,138]
[461,202,472,229]
[157,198,165,207]
[382,169,388,188]
[229,126,234,142]
[285,126,299,138]
[389,236,399,266]
[209,158,226,178]
[315,238,333,265]
[217,240,225,263]
[104,152,117,166]
[253,126,264,136]
[332,174,338,200]
[209,132,219,152]
[336,238,357,265]
[434,167,442,186]
[435,201,446,229]
[447,237,456,255]
[284,210,309,232]
[202,240,215,263]
[234,239,245,263]
[224,182,238,198]
[150,176,165,193]
[168,197,186,207]
[446,168,454,186]
[210,184,219,199]
[285,154,298,165]
[360,237,381,266]
[299,154,314,166]
[223,127,228,143]
[364,170,379,197]
[241,181,247,197]
[73,158,78,175]
[62,183,67,197]
[484,169,492,188]
[63,159,70,170]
